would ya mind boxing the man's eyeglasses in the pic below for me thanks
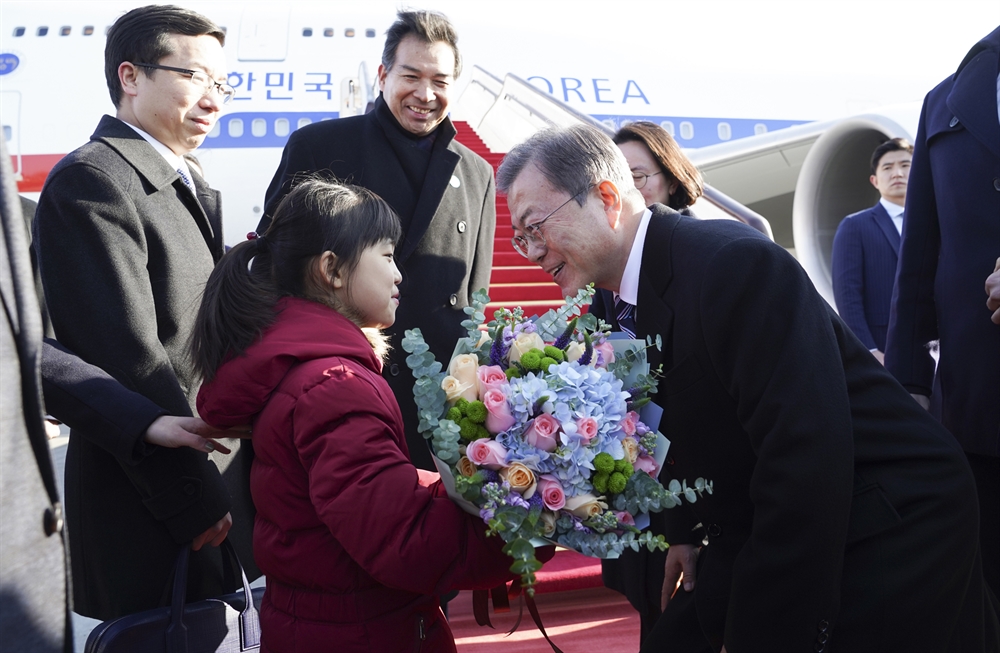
[132,63,236,104]
[511,184,594,258]
[631,171,662,190]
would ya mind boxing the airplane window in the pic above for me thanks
[324,28,334,37]
[660,121,675,137]
[37,27,49,37]
[251,118,267,137]
[754,123,768,135]
[13,27,25,37]
[717,122,732,141]
[3,126,11,142]
[297,117,312,129]
[228,119,244,138]
[275,118,290,137]
[302,28,313,37]
[345,28,355,37]
[83,26,94,36]
[60,26,71,36]
[366,29,376,38]
[208,122,221,138]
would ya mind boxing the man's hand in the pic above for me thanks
[661,543,698,611]
[986,256,1000,325]
[191,512,232,551]
[144,416,251,454]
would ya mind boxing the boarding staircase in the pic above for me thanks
[453,121,566,318]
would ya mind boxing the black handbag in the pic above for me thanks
[85,540,263,653]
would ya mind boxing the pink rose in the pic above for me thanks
[576,416,599,443]
[635,454,660,477]
[593,342,616,369]
[621,411,640,437]
[614,511,635,527]
[466,438,508,470]
[538,474,566,510]
[523,414,560,452]
[477,365,508,395]
[483,388,516,433]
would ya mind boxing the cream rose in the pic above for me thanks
[622,437,639,464]
[441,375,477,404]
[457,456,477,478]
[508,332,546,364]
[448,354,482,400]
[501,462,537,499]
[565,341,586,363]
[538,510,557,537]
[564,493,608,519]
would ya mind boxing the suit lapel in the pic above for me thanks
[947,30,1000,160]
[871,203,901,256]
[94,116,221,260]
[635,208,682,373]
[397,118,460,264]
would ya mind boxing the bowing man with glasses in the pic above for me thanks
[32,4,258,620]
[497,124,998,653]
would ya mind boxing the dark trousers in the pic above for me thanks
[967,452,1000,598]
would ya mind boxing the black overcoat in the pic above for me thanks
[601,206,997,651]
[261,96,496,469]
[33,116,257,620]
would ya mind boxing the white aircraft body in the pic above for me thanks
[1,0,996,302]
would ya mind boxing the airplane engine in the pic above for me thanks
[791,113,914,305]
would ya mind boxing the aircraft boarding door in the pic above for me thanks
[1,91,21,180]
[340,77,362,117]
[238,9,289,61]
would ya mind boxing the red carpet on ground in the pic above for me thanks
[450,586,641,653]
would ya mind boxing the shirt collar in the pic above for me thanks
[615,208,653,306]
[120,120,189,175]
[879,197,905,219]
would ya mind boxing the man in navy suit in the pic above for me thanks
[831,138,912,363]
[885,25,1000,598]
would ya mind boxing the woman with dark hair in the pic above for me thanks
[191,179,513,652]
[614,120,704,211]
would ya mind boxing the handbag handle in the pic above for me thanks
[165,539,261,652]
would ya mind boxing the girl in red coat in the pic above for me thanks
[191,179,514,652]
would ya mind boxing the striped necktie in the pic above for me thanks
[176,167,196,195]
[614,296,637,339]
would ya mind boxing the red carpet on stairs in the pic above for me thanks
[453,121,566,317]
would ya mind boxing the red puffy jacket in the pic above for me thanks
[198,298,512,652]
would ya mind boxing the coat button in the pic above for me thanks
[706,523,722,537]
[390,363,400,376]
[43,506,63,536]
[449,294,458,306]
[993,177,1000,191]
[817,632,829,644]
[184,483,196,495]
[457,221,467,233]
[948,116,959,127]
[814,643,825,652]
[818,619,829,632]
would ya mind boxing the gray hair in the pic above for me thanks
[497,124,635,204]
[382,10,461,78]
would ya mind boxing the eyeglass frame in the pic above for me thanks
[631,170,662,190]
[511,183,595,258]
[131,63,236,104]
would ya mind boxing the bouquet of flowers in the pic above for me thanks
[402,286,711,593]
